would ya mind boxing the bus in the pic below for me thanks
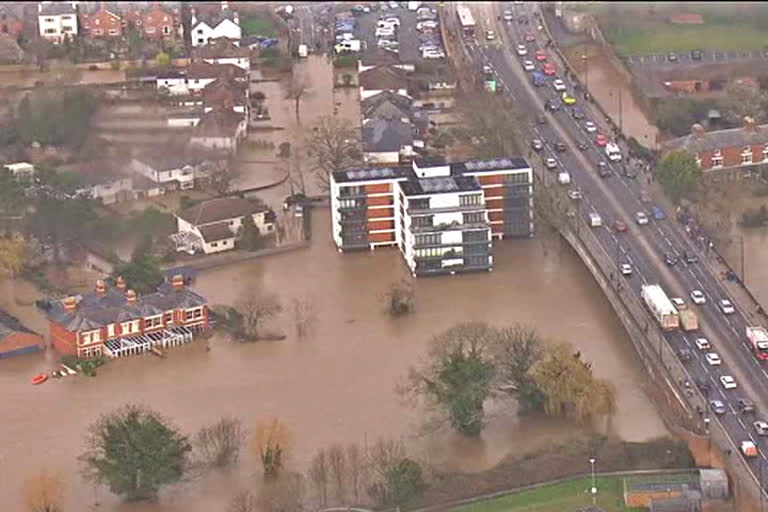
[456,5,475,39]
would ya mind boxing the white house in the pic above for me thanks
[156,62,246,96]
[172,197,274,254]
[38,2,78,43]
[190,5,241,48]
[130,146,226,192]
[189,110,248,154]
[2,162,35,181]
[193,39,250,71]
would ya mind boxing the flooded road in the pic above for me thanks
[0,213,667,511]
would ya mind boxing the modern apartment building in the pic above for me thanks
[329,157,533,276]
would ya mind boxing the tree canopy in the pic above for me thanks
[657,150,701,202]
[112,234,165,294]
[17,90,98,148]
[307,116,362,191]
[80,404,191,501]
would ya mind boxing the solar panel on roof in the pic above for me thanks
[419,177,458,193]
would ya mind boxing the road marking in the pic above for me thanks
[738,417,747,429]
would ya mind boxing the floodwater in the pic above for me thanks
[0,214,668,511]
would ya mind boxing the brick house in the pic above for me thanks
[80,5,121,38]
[663,117,768,176]
[0,6,24,40]
[48,276,209,359]
[0,307,44,358]
[123,3,178,40]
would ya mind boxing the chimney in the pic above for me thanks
[96,279,106,296]
[691,123,705,139]
[116,275,126,290]
[63,296,77,312]
[171,274,185,290]
[126,289,138,305]
[744,116,756,133]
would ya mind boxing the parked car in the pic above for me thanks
[577,140,589,150]
[554,141,567,153]
[683,251,698,263]
[738,399,756,413]
[534,49,547,61]
[720,375,737,390]
[635,211,649,225]
[710,399,727,415]
[545,98,561,111]
[705,352,721,366]
[755,421,768,436]
[567,189,582,200]
[691,49,703,60]
[614,220,628,233]
[598,162,612,178]
[695,337,710,350]
[595,134,608,146]
[485,30,496,41]
[664,253,679,266]
[524,30,536,42]
[678,347,692,361]
[545,157,557,169]
[562,92,576,105]
[651,205,666,220]
[668,52,678,62]
[416,20,438,30]
[503,10,514,21]
[552,79,567,92]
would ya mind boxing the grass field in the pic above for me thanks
[606,25,767,56]
[453,476,636,512]
[242,14,278,38]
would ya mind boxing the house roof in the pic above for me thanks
[187,61,246,80]
[39,3,77,16]
[359,65,409,91]
[199,221,235,242]
[193,8,237,29]
[58,159,132,185]
[178,197,266,226]
[400,175,482,196]
[133,144,227,171]
[664,123,768,153]
[193,109,243,138]
[362,91,413,121]
[202,77,247,109]
[193,39,250,59]
[47,282,208,331]
[0,307,38,343]
[362,118,414,153]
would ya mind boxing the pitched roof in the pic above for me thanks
[664,123,768,153]
[193,39,250,59]
[193,109,243,138]
[193,8,237,29]
[39,3,77,16]
[359,65,409,91]
[133,143,228,170]
[0,307,38,342]
[362,91,413,121]
[47,282,208,331]
[199,221,235,242]
[177,197,266,226]
[202,77,247,109]
[187,61,246,80]
[362,118,414,152]
[58,158,132,185]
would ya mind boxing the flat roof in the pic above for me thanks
[400,176,481,196]
[332,166,411,183]
[453,157,531,174]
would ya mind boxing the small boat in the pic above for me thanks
[31,374,48,385]
[61,364,76,375]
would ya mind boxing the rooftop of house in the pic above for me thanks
[198,221,235,242]
[362,91,413,121]
[362,118,414,153]
[192,109,243,138]
[202,77,247,108]
[192,7,237,28]
[57,158,132,185]
[187,61,246,80]
[359,65,409,91]
[47,281,207,332]
[193,39,250,59]
[0,307,39,343]
[80,4,121,18]
[39,2,77,16]
[399,175,482,197]
[664,118,768,154]
[177,197,267,226]
[132,144,227,170]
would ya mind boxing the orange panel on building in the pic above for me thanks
[485,197,506,209]
[366,183,392,194]
[369,232,395,243]
[489,211,506,223]
[367,195,394,206]
[477,174,504,185]
[368,220,395,231]
[367,207,395,218]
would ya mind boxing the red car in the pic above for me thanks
[524,31,536,42]
[535,49,547,61]
[542,62,556,75]
[595,134,608,147]
[614,220,628,233]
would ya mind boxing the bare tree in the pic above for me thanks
[307,115,363,191]
[291,295,317,339]
[365,438,424,506]
[235,286,283,341]
[278,150,307,197]
[384,279,415,316]
[194,416,246,468]
[458,90,528,159]
[23,468,65,512]
[229,490,259,512]
[258,472,306,512]
[346,443,364,503]
[308,447,329,507]
[252,418,291,479]
[202,159,239,197]
[285,71,312,124]
[328,443,346,503]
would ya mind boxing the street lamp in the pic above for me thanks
[589,457,597,505]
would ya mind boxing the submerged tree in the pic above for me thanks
[252,418,291,479]
[194,416,246,468]
[23,468,65,512]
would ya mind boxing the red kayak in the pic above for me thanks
[31,373,48,385]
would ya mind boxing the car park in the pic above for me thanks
[620,263,633,276]
[562,92,576,105]
[534,49,547,61]
[719,299,735,315]
[531,138,544,151]
[597,162,612,178]
[523,59,535,71]
[705,352,722,366]
[721,375,737,390]
[552,79,567,91]
[710,400,727,415]
[635,211,648,225]
[571,107,585,120]
[755,421,768,436]
[614,220,628,233]
[584,120,597,132]
[567,189,582,200]
[545,157,557,169]
[738,399,756,413]
[595,134,608,146]
[516,44,528,56]
[542,62,556,75]
[690,290,706,304]
[695,337,711,350]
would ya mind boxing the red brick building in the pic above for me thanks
[80,6,122,38]
[0,308,44,359]
[124,4,178,40]
[48,275,209,358]
[0,7,23,40]
[664,117,768,174]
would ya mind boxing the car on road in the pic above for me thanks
[710,399,727,415]
[545,97,561,111]
[567,189,582,200]
[705,352,722,366]
[720,375,737,390]
[503,10,514,21]
[651,205,666,220]
[562,92,576,105]
[598,162,612,177]
[486,30,496,41]
[664,253,679,266]
[595,134,608,146]
[620,263,633,276]
[552,79,567,91]
[738,398,756,413]
[683,251,698,263]
[678,347,692,361]
[668,52,678,62]
[542,62,556,75]
[584,120,597,132]
[524,30,536,42]
[576,140,589,151]
[671,297,686,309]
[571,107,585,119]
[691,49,703,60]
[719,299,736,315]
[535,49,547,61]
[695,337,711,350]
[614,220,628,233]
[516,44,528,56]
[523,59,535,71]
[545,157,557,169]
[518,14,529,24]
[691,290,706,304]
[635,211,649,225]
[531,138,544,151]
[554,141,567,153]
[755,421,768,436]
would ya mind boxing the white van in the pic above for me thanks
[298,44,308,57]
[558,171,571,185]
[605,142,622,162]
[588,212,602,227]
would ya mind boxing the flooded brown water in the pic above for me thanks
[0,213,667,511]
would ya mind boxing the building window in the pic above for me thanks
[185,307,203,321]
[45,17,54,22]
[120,320,140,335]
[463,212,485,224]
[211,242,218,247]
[45,28,56,34]
[340,185,364,197]
[463,230,487,242]
[339,198,360,209]
[146,26,156,33]
[62,25,72,32]
[459,194,482,206]
[109,29,118,35]
[409,198,429,210]
[411,215,433,227]
[415,233,440,246]
[163,25,171,34]
[197,28,203,34]
[711,150,723,168]
[145,315,164,329]
[742,152,753,165]
[94,28,103,35]
[503,172,529,185]
[164,312,174,324]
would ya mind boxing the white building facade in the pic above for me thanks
[38,2,78,43]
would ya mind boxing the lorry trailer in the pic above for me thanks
[641,284,680,330]
[679,310,698,332]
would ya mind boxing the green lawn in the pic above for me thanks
[607,25,768,56]
[242,14,278,38]
[453,476,635,512]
